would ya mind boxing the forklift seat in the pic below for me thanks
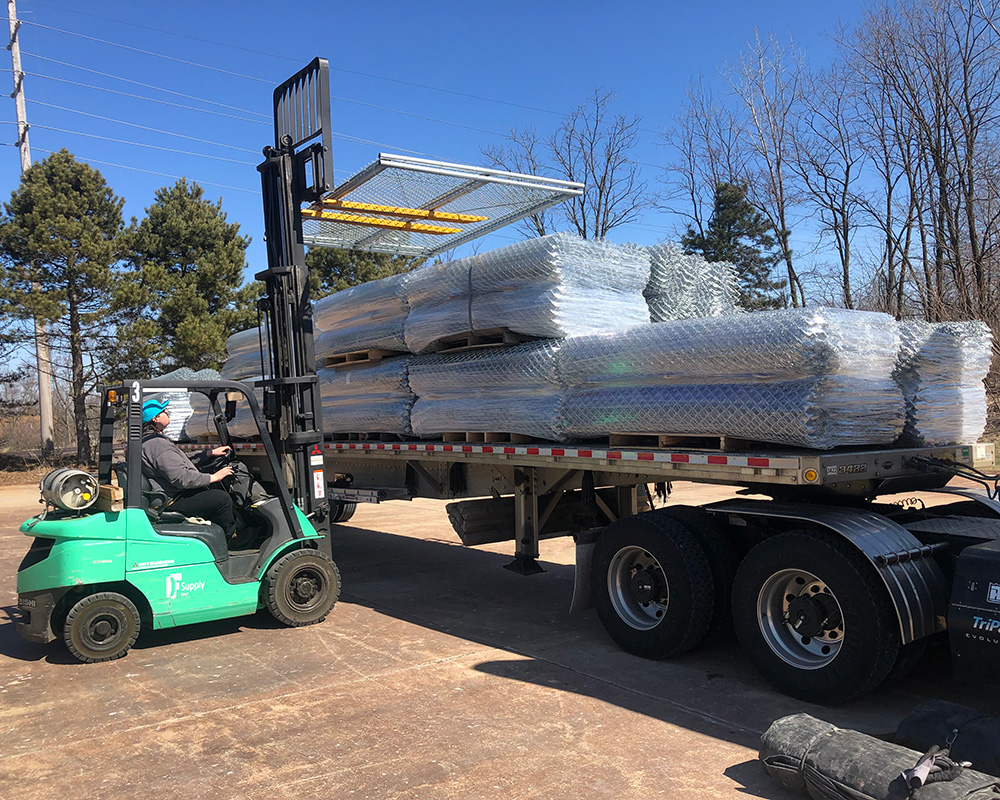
[150,519,230,563]
[112,462,229,563]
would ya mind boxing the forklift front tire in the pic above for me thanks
[264,549,341,627]
[63,592,141,663]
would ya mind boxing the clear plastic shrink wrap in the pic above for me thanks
[557,308,905,449]
[894,320,992,446]
[643,242,742,322]
[312,272,410,355]
[403,233,651,353]
[408,341,565,440]
[318,358,414,435]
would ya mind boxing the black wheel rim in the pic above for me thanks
[81,607,128,652]
[285,565,327,613]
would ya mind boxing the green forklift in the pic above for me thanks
[15,380,340,662]
[14,59,341,661]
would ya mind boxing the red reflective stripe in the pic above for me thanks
[607,451,622,459]
[504,447,515,454]
[462,445,473,452]
[670,454,689,463]
[425,445,434,451]
[748,457,769,467]
[391,444,400,450]
[348,443,356,449]
[408,444,417,450]
[637,452,654,461]
[376,444,385,450]
[527,447,540,455]
[483,446,494,453]
[708,455,728,464]
[551,448,565,456]
[577,450,592,457]
[443,445,453,452]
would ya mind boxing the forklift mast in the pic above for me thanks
[256,58,333,539]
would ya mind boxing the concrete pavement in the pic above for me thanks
[0,482,997,800]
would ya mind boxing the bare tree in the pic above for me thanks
[790,64,865,308]
[482,126,553,238]
[659,79,745,240]
[726,30,808,307]
[483,90,649,240]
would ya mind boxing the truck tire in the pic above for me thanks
[264,549,341,627]
[591,513,714,659]
[63,591,141,663]
[330,500,357,523]
[732,529,900,704]
[655,506,739,638]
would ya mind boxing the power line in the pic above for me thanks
[22,52,270,118]
[31,124,257,165]
[20,3,567,119]
[30,72,268,124]
[28,145,262,194]
[30,100,262,153]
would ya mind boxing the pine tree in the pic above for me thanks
[681,182,787,311]
[304,248,424,298]
[0,149,130,463]
[132,179,259,371]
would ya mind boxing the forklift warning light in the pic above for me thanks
[107,390,117,403]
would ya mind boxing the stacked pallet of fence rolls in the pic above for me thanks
[402,233,652,354]
[313,271,411,357]
[318,358,415,436]
[643,241,742,322]
[556,308,906,449]
[408,341,565,440]
[894,320,992,446]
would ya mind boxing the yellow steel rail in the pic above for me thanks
[301,208,461,235]
[320,199,488,224]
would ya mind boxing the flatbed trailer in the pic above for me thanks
[184,434,1000,703]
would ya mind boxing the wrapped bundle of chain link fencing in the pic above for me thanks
[557,308,905,449]
[894,320,993,446]
[313,271,411,356]
[402,233,651,354]
[643,242,742,322]
[408,341,566,440]
[406,308,904,449]
[318,357,415,436]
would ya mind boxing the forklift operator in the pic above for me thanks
[140,398,237,537]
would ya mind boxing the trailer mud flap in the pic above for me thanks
[571,529,601,613]
[710,500,949,644]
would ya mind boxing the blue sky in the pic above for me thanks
[1,1,868,279]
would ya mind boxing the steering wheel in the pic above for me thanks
[201,447,237,474]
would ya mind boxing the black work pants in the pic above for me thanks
[169,489,236,536]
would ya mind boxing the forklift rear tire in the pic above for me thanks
[63,592,141,663]
[264,549,341,627]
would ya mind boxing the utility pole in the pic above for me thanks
[7,0,54,457]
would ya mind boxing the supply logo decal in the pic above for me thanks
[166,572,205,600]
[989,582,1000,605]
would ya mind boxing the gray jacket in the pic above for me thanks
[141,433,212,500]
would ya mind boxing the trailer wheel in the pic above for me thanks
[656,507,739,638]
[732,529,900,704]
[330,501,357,523]
[264,549,341,627]
[591,514,714,659]
[63,592,141,663]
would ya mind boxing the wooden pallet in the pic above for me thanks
[427,327,543,355]
[324,348,406,368]
[607,432,771,452]
[336,431,414,442]
[440,431,548,444]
